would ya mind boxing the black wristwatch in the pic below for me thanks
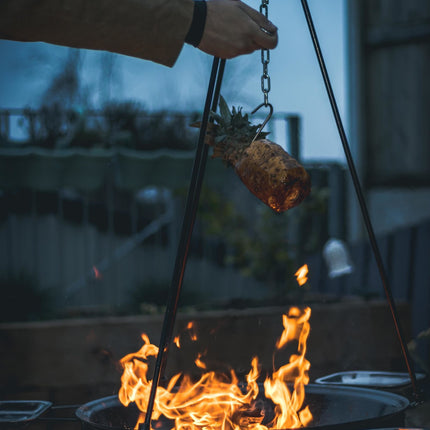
[185,0,207,47]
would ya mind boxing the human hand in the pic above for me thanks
[198,0,278,59]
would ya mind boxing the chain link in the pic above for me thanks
[251,0,273,142]
[259,0,271,106]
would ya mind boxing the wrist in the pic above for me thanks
[185,0,207,47]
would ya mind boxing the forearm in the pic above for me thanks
[0,0,194,66]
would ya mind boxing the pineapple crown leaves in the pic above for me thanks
[210,96,269,144]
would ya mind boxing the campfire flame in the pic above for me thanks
[295,265,308,287]
[119,307,312,430]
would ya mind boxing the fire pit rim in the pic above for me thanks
[315,370,427,388]
[75,383,411,430]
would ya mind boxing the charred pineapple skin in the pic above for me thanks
[195,96,312,212]
[233,139,311,213]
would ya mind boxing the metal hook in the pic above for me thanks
[251,102,273,142]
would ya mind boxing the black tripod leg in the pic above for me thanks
[140,57,226,430]
[299,0,419,399]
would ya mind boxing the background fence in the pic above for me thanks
[0,108,341,315]
[0,160,344,313]
[0,107,428,370]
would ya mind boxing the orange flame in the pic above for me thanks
[295,264,308,286]
[173,335,181,348]
[174,321,198,349]
[194,352,208,370]
[119,307,312,430]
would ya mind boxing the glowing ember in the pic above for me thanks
[92,266,102,280]
[187,321,198,341]
[295,265,308,287]
[119,307,312,430]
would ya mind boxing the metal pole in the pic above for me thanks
[141,57,226,430]
[286,114,300,161]
[300,0,419,399]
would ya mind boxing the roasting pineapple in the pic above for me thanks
[205,97,311,213]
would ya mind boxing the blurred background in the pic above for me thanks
[0,0,351,317]
[0,0,429,415]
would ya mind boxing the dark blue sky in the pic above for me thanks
[0,0,347,161]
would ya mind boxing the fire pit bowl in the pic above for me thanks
[76,384,410,430]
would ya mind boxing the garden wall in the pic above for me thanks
[0,300,411,405]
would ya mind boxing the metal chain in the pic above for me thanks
[251,0,273,141]
[259,0,271,106]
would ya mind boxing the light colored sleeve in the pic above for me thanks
[0,0,195,67]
